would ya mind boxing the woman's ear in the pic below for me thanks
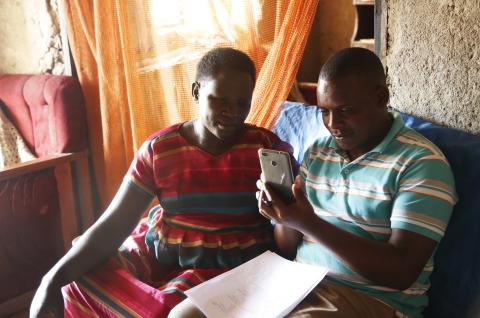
[192,81,200,102]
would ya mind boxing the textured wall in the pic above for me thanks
[383,0,480,134]
[0,0,64,75]
[297,0,356,82]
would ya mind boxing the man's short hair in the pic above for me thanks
[319,47,386,84]
[196,47,256,82]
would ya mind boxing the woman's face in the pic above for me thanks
[193,68,254,142]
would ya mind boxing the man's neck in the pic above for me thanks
[347,112,394,161]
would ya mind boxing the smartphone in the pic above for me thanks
[258,148,295,204]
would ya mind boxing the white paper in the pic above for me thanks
[185,251,328,318]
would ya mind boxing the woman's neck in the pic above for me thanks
[180,120,241,156]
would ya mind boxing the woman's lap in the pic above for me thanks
[62,220,228,318]
[62,257,226,318]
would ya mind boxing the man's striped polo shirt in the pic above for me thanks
[296,111,457,317]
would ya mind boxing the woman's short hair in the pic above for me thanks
[196,47,256,82]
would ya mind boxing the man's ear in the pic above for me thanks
[376,85,390,108]
[192,81,200,102]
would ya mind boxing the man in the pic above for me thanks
[169,48,456,318]
[257,47,457,317]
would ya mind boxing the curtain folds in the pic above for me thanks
[63,0,318,209]
[247,0,319,128]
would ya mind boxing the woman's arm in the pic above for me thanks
[30,179,153,317]
[274,224,302,260]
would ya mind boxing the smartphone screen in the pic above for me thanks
[258,148,295,204]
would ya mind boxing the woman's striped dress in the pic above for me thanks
[63,123,294,317]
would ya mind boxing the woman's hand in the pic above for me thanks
[256,175,316,233]
[29,278,64,318]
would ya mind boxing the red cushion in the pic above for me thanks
[0,74,87,156]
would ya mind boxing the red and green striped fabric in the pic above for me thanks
[128,123,293,268]
[63,123,294,317]
[63,222,226,317]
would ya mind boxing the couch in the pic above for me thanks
[0,74,94,316]
[273,101,480,318]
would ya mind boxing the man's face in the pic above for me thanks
[316,74,389,159]
[193,69,253,142]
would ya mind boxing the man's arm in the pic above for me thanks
[259,176,437,291]
[299,217,436,290]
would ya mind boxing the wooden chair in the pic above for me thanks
[0,74,94,316]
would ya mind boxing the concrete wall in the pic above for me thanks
[381,0,480,135]
[0,0,65,75]
[297,0,356,82]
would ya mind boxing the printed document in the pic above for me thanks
[185,251,328,318]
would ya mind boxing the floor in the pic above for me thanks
[2,291,33,318]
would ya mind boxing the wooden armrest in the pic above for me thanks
[0,150,88,181]
[0,149,94,251]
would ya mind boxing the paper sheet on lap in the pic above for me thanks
[185,251,328,318]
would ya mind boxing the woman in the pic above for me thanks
[30,47,294,318]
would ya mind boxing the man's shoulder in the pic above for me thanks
[390,127,455,187]
[306,135,334,153]
[299,136,336,166]
[392,126,448,161]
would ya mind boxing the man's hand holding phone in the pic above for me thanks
[256,148,317,231]
[258,149,295,204]
[256,174,316,232]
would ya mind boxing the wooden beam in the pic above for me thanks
[374,0,382,56]
[354,0,374,5]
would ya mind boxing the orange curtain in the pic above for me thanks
[63,0,318,210]
[247,0,319,128]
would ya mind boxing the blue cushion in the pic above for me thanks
[399,113,480,318]
[273,102,480,318]
[272,102,329,162]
